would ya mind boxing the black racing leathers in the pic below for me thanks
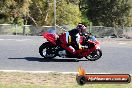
[68,29,80,50]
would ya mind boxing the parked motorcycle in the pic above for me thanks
[39,30,102,61]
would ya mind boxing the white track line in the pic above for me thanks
[0,70,120,74]
[118,42,127,44]
[0,39,4,40]
[16,39,31,41]
[0,70,78,74]
[0,39,31,41]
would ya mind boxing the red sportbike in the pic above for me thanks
[39,31,102,61]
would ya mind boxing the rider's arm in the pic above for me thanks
[75,33,82,49]
[76,33,89,49]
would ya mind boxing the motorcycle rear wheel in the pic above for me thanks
[39,42,56,59]
[85,49,102,61]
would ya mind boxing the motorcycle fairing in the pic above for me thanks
[42,32,57,45]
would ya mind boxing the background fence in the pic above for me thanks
[0,24,132,38]
[91,26,132,38]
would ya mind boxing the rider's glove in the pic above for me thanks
[81,45,88,49]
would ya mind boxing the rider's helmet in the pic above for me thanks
[76,23,87,34]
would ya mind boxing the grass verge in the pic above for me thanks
[0,72,131,88]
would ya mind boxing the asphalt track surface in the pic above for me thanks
[0,35,132,74]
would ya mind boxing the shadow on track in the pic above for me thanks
[8,57,88,62]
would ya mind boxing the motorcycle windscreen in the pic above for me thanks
[89,36,96,41]
[47,28,56,34]
[89,36,100,45]
[43,28,57,45]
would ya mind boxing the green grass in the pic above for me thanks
[0,72,131,88]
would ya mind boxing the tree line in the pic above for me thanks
[0,0,131,27]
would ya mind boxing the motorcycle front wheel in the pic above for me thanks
[39,42,56,59]
[85,49,102,61]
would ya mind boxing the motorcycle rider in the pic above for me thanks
[59,23,88,54]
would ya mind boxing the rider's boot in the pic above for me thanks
[66,46,76,54]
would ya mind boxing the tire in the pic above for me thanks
[39,42,56,59]
[85,49,102,61]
